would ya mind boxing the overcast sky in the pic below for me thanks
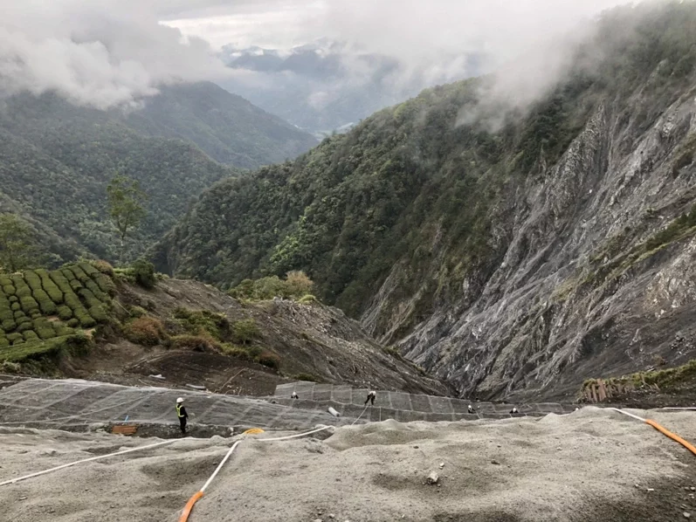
[0,0,642,110]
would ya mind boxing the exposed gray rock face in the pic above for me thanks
[365,85,696,401]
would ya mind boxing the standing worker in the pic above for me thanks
[176,397,189,435]
[364,390,377,406]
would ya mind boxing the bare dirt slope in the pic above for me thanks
[2,408,696,522]
[61,278,448,397]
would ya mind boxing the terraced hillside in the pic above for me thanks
[0,262,114,363]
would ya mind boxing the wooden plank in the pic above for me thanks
[112,425,138,435]
[598,380,607,402]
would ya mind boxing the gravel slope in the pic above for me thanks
[2,408,696,521]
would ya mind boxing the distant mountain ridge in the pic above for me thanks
[121,82,317,169]
[218,40,481,134]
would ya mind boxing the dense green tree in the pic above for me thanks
[0,214,36,272]
[107,175,147,262]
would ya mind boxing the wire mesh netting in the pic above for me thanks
[0,379,577,431]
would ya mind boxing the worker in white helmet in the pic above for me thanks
[176,397,189,435]
[364,390,376,406]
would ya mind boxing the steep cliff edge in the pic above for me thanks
[155,3,696,401]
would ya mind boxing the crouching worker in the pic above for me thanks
[176,397,189,435]
[365,390,376,406]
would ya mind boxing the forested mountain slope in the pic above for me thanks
[121,82,317,168]
[155,2,696,400]
[0,82,314,263]
[0,93,233,263]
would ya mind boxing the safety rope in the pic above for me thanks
[0,439,177,487]
[352,404,369,426]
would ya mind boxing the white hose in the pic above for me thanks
[610,408,646,422]
[0,439,177,487]
[352,404,369,426]
[0,423,334,491]
[256,425,333,442]
[200,440,243,493]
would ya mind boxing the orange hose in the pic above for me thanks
[178,491,204,522]
[645,419,696,456]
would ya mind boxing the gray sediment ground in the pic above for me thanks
[2,407,696,521]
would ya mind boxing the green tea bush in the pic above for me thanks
[57,305,73,321]
[91,260,115,277]
[63,292,82,312]
[62,269,75,282]
[67,318,79,328]
[78,289,108,322]
[0,333,94,363]
[79,262,100,277]
[2,285,15,296]
[33,289,57,315]
[95,274,116,296]
[10,303,20,311]
[8,296,17,303]
[13,310,25,320]
[33,318,56,340]
[85,280,109,303]
[70,265,91,285]
[78,288,101,309]
[0,275,11,287]
[89,305,108,322]
[19,295,40,315]
[49,270,71,292]
[24,270,42,292]
[23,330,38,341]
[0,338,8,348]
[54,325,75,337]
[69,279,83,292]
[7,333,23,344]
[1,320,16,332]
[12,275,31,299]
[17,322,33,333]
[75,310,96,329]
[36,269,63,304]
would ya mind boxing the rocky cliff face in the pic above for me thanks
[377,74,696,401]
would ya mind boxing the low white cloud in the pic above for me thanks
[0,0,231,109]
[166,0,639,118]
